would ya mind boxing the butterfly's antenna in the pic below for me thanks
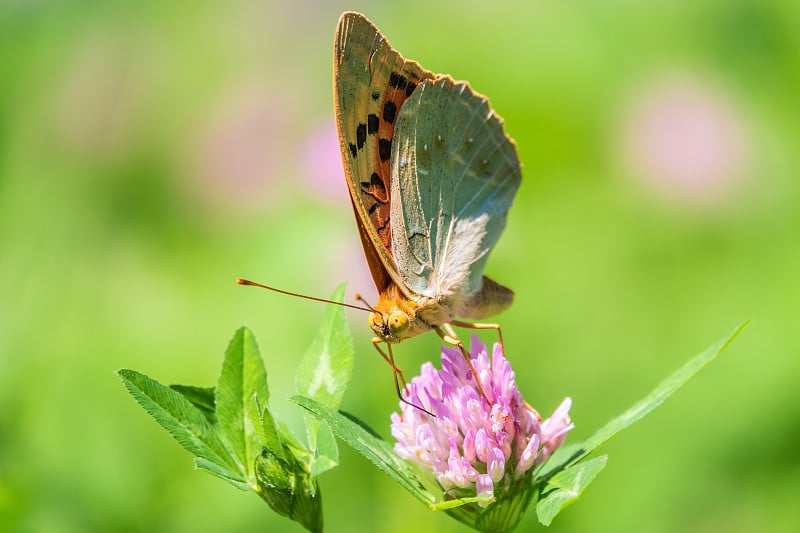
[353,293,378,313]
[237,278,372,313]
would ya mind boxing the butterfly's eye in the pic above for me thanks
[387,310,409,336]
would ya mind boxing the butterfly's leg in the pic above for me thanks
[371,338,408,389]
[433,326,491,403]
[372,339,434,416]
[449,320,505,351]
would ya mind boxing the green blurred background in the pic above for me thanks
[1,0,798,531]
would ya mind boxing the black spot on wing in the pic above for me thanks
[368,114,379,134]
[360,172,387,198]
[389,71,407,91]
[371,91,380,101]
[383,101,397,124]
[405,81,417,96]
[378,139,392,162]
[356,123,367,150]
[370,172,384,191]
[349,143,357,158]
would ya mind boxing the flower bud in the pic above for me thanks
[254,447,323,533]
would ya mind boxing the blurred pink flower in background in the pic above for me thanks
[301,119,349,203]
[618,73,751,206]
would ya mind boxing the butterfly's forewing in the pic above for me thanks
[389,77,522,305]
[333,12,434,295]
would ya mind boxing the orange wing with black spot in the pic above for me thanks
[333,11,435,295]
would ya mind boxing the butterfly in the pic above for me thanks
[333,12,522,392]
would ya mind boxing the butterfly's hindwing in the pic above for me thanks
[389,77,522,300]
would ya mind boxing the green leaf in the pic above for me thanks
[291,395,434,506]
[296,283,354,476]
[117,369,238,476]
[542,321,749,476]
[250,394,288,463]
[170,385,216,423]
[277,420,309,460]
[216,326,270,481]
[170,384,216,410]
[194,457,250,491]
[536,455,608,526]
[309,423,338,479]
[296,282,354,412]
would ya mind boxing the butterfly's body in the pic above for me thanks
[334,12,521,363]
[370,275,516,344]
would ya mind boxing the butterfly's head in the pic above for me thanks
[368,308,410,343]
[359,285,423,343]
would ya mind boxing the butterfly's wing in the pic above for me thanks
[389,76,522,315]
[333,12,435,294]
